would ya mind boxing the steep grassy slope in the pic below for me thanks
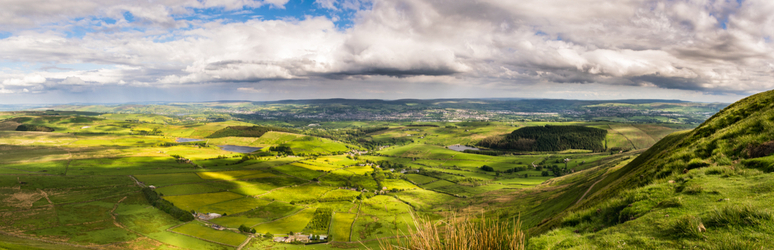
[528,90,774,249]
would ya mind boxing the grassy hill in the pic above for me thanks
[527,90,774,249]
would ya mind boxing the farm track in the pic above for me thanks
[128,175,145,188]
[236,235,254,250]
[576,175,605,205]
[348,199,363,242]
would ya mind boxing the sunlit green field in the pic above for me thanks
[0,111,675,249]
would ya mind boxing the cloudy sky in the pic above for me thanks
[0,0,772,104]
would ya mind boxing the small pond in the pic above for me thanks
[219,145,263,153]
[447,145,480,152]
[176,138,204,143]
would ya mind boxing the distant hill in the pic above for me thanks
[528,89,774,249]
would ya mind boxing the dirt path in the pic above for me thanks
[110,196,128,229]
[236,235,254,250]
[128,175,146,188]
[576,175,607,205]
[37,188,52,204]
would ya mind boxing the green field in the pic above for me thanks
[134,173,205,186]
[272,164,324,180]
[163,192,244,211]
[172,221,247,246]
[156,183,224,196]
[331,212,357,241]
[0,110,698,249]
[253,208,316,234]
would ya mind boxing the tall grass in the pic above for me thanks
[706,203,772,227]
[668,215,704,238]
[374,212,526,250]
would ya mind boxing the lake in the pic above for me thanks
[176,138,204,143]
[447,145,480,152]
[219,145,263,153]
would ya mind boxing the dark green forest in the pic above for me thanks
[15,124,55,132]
[206,125,296,138]
[478,125,607,152]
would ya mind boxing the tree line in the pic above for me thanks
[141,187,194,222]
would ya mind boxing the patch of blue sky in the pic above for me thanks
[123,11,135,23]
[0,32,11,39]
[175,0,367,30]
[0,60,23,73]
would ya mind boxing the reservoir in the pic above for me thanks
[219,145,262,153]
[447,145,480,152]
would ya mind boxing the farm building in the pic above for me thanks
[196,212,222,220]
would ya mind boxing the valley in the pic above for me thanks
[0,103,686,249]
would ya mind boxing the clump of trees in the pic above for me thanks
[238,224,256,234]
[478,125,607,152]
[269,145,294,155]
[479,165,495,172]
[207,125,296,138]
[15,124,55,132]
[141,187,194,222]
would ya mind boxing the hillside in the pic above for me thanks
[527,90,774,249]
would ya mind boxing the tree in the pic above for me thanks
[541,171,549,176]
[480,165,494,172]
[264,232,273,238]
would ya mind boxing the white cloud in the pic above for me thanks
[0,0,773,101]
[2,75,46,86]
[236,87,267,93]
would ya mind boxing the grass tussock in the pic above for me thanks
[680,184,703,195]
[375,212,526,250]
[704,166,734,176]
[706,204,772,228]
[657,197,683,208]
[667,215,705,238]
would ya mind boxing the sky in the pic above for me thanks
[0,0,773,104]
